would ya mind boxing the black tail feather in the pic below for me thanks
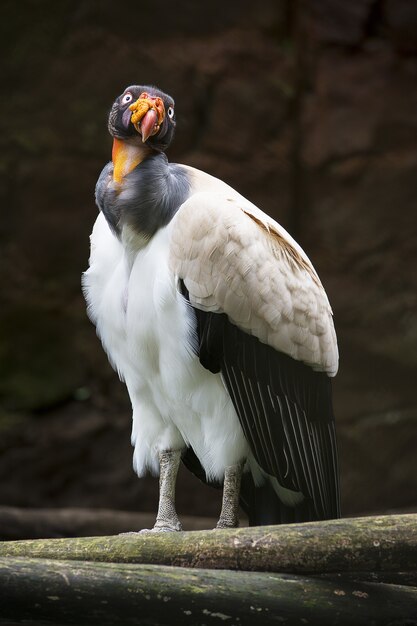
[240,473,319,526]
[182,448,326,527]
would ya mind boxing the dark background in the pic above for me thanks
[1,0,416,532]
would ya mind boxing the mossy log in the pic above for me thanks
[1,514,416,576]
[0,557,416,626]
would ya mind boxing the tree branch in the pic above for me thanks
[0,556,416,626]
[0,514,416,576]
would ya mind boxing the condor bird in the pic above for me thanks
[83,85,340,531]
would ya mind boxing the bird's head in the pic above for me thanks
[108,85,176,152]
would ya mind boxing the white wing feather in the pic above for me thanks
[169,177,338,377]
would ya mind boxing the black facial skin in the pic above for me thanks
[108,84,176,152]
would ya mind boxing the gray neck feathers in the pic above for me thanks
[117,153,190,238]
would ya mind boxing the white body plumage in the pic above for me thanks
[83,195,251,483]
[83,166,337,504]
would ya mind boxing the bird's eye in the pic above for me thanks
[167,107,175,119]
[122,93,133,105]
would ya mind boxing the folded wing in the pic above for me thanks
[170,192,340,520]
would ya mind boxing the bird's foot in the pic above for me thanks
[119,527,182,536]
[215,518,239,530]
[139,516,183,533]
[139,520,183,534]
[139,526,179,534]
[118,518,182,535]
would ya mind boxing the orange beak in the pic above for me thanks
[129,93,165,142]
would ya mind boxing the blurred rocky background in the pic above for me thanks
[0,0,416,538]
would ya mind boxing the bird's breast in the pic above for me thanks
[84,217,196,386]
[84,215,251,480]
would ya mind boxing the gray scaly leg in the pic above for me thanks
[140,449,182,533]
[216,463,243,529]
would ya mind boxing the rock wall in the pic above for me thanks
[0,0,416,518]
